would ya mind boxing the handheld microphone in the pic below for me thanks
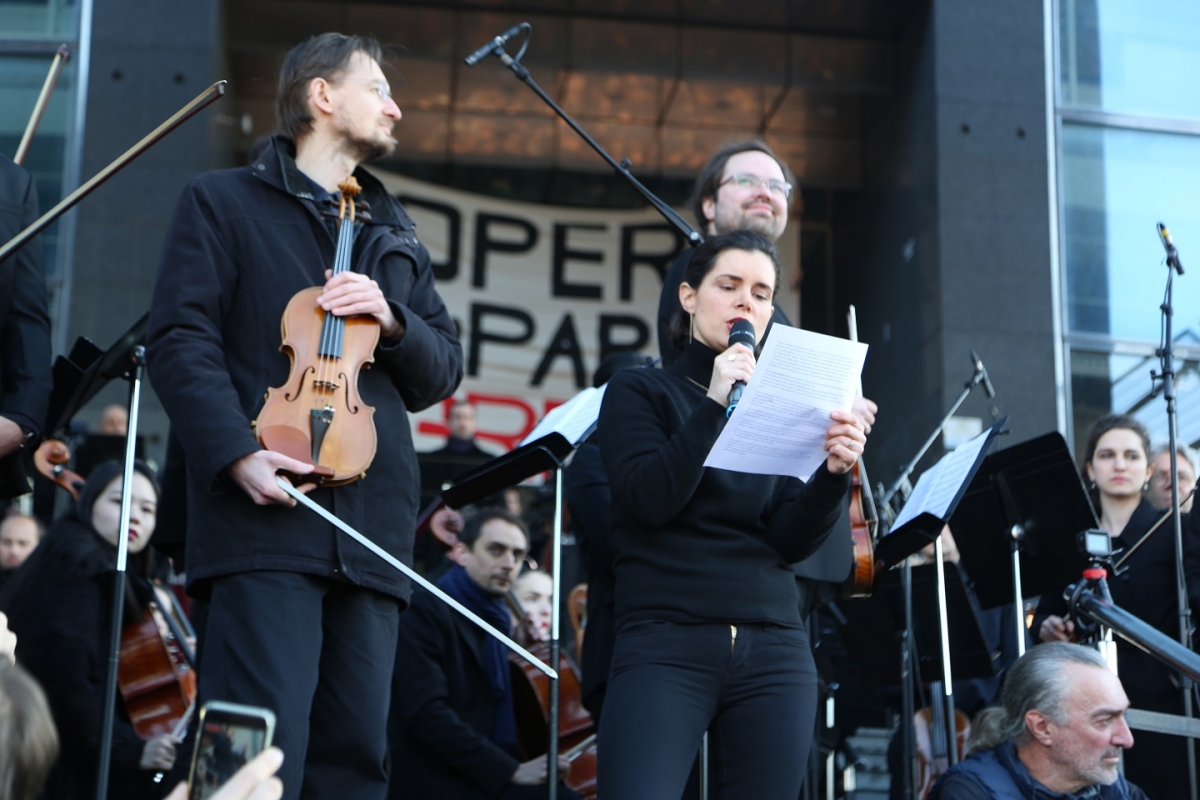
[1158,222,1184,274]
[727,319,756,414]
[463,24,525,66]
[970,348,996,399]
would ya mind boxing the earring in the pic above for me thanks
[1088,480,1096,490]
[1143,481,1150,492]
[689,314,694,344]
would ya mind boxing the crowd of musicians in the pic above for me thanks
[1,30,1199,800]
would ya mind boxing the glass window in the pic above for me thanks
[0,0,79,40]
[0,53,78,280]
[1070,346,1200,457]
[1061,123,1200,342]
[1060,0,1200,119]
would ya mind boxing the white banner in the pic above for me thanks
[372,170,799,454]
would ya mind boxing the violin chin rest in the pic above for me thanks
[258,425,335,478]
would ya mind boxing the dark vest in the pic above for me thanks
[930,741,1142,800]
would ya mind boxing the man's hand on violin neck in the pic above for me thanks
[229,450,315,506]
[319,269,403,339]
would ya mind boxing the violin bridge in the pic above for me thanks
[313,379,341,392]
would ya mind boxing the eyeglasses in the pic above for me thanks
[720,173,792,199]
[342,78,393,101]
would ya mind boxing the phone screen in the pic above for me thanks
[188,703,275,800]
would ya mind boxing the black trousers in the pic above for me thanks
[197,571,400,800]
[598,620,818,800]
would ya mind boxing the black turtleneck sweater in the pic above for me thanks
[597,339,851,629]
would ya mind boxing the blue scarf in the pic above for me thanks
[437,565,518,753]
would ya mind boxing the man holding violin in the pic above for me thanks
[147,33,463,800]
[388,509,581,800]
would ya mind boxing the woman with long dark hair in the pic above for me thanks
[595,229,867,798]
[0,461,179,799]
[1033,414,1200,799]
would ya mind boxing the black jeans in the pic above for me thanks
[598,620,817,800]
[197,571,400,800]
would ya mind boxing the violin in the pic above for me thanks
[255,176,378,485]
[843,306,881,596]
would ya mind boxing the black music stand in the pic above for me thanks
[949,432,1097,613]
[44,313,148,437]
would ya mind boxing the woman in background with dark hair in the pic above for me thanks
[596,230,867,799]
[0,461,177,800]
[1033,414,1200,799]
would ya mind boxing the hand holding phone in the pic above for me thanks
[166,746,283,800]
[185,701,277,800]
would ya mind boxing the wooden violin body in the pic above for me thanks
[118,602,197,740]
[255,177,379,485]
[914,696,970,799]
[255,286,378,485]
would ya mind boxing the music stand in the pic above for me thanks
[949,432,1097,658]
[44,313,148,437]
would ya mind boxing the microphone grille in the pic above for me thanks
[728,319,756,349]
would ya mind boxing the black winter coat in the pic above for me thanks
[387,587,520,800]
[0,514,160,800]
[145,137,463,601]
[0,155,52,438]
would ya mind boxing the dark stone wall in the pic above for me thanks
[66,0,220,461]
[834,0,1057,494]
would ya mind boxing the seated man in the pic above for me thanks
[931,642,1146,800]
[388,509,578,800]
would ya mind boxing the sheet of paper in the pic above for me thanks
[889,425,995,531]
[703,325,868,481]
[519,385,606,448]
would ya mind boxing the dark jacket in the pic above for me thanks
[0,155,52,437]
[0,472,161,800]
[145,136,463,602]
[388,587,521,800]
[930,740,1147,800]
[598,339,850,629]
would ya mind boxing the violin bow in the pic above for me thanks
[277,477,557,679]
[14,44,70,166]
[0,81,227,264]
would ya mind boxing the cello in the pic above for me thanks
[255,176,378,485]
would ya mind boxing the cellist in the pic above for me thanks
[0,460,177,799]
[145,32,462,800]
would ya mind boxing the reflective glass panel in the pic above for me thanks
[1061,123,1200,342]
[0,0,79,40]
[1070,346,1200,459]
[1059,0,1200,119]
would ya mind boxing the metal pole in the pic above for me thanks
[94,347,144,800]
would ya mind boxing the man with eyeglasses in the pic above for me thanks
[656,140,796,367]
[147,33,462,800]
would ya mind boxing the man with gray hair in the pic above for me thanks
[1145,442,1197,513]
[930,642,1147,799]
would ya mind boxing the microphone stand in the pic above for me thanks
[1148,225,1198,800]
[465,26,703,798]
[879,352,992,514]
[94,346,146,800]
[464,25,703,247]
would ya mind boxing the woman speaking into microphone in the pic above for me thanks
[595,230,867,799]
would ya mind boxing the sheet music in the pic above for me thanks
[519,385,607,447]
[890,425,995,531]
[703,324,868,481]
